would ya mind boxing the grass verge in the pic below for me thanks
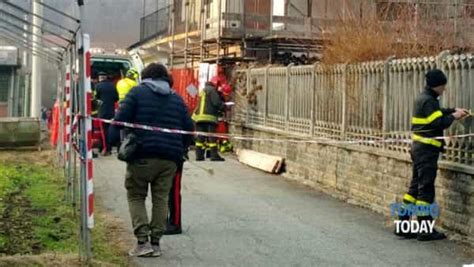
[0,150,129,266]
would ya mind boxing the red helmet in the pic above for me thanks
[220,84,232,96]
[210,76,220,87]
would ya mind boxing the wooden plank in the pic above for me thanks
[237,149,284,174]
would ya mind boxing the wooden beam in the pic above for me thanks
[237,149,284,174]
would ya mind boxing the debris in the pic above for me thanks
[237,149,284,174]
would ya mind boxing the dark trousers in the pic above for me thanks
[125,159,176,243]
[102,123,111,152]
[167,160,184,228]
[407,144,439,204]
[195,122,217,146]
[99,114,114,153]
[108,125,121,152]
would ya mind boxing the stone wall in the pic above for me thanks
[231,124,474,243]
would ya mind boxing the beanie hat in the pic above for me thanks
[426,69,447,88]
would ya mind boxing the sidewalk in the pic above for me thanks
[94,155,472,267]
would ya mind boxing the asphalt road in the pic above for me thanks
[94,155,473,267]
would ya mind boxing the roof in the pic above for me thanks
[91,53,131,61]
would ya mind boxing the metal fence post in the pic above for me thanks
[70,44,78,211]
[77,32,93,263]
[310,63,316,136]
[436,50,450,71]
[383,57,395,138]
[246,67,252,125]
[64,61,72,202]
[285,64,292,131]
[264,65,269,126]
[57,68,64,166]
[341,64,347,139]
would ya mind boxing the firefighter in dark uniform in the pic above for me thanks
[395,69,469,241]
[95,72,119,155]
[192,79,225,161]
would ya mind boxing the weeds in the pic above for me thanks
[0,150,127,266]
[321,2,472,64]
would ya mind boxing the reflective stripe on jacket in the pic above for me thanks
[192,83,224,123]
[411,87,455,150]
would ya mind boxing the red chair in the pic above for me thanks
[92,119,107,153]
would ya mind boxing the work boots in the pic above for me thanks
[393,199,416,239]
[195,148,205,161]
[417,216,446,241]
[394,215,417,239]
[164,224,182,235]
[210,147,225,161]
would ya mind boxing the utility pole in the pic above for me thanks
[30,0,42,117]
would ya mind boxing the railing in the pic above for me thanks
[140,6,170,41]
[139,4,324,42]
[207,12,323,40]
[234,53,474,168]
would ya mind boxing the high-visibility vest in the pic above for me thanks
[116,78,138,102]
[192,85,224,123]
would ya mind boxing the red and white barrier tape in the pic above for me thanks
[81,116,473,145]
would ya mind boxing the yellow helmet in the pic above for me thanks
[126,68,139,80]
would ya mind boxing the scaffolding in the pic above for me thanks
[131,0,473,68]
[131,0,327,69]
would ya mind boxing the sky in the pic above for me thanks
[77,0,169,49]
[1,0,168,108]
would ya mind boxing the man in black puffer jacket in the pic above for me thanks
[114,63,194,257]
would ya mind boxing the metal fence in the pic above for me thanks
[234,53,473,167]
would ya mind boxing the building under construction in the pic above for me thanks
[128,0,473,69]
[129,0,327,68]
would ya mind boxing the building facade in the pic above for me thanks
[129,0,473,68]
